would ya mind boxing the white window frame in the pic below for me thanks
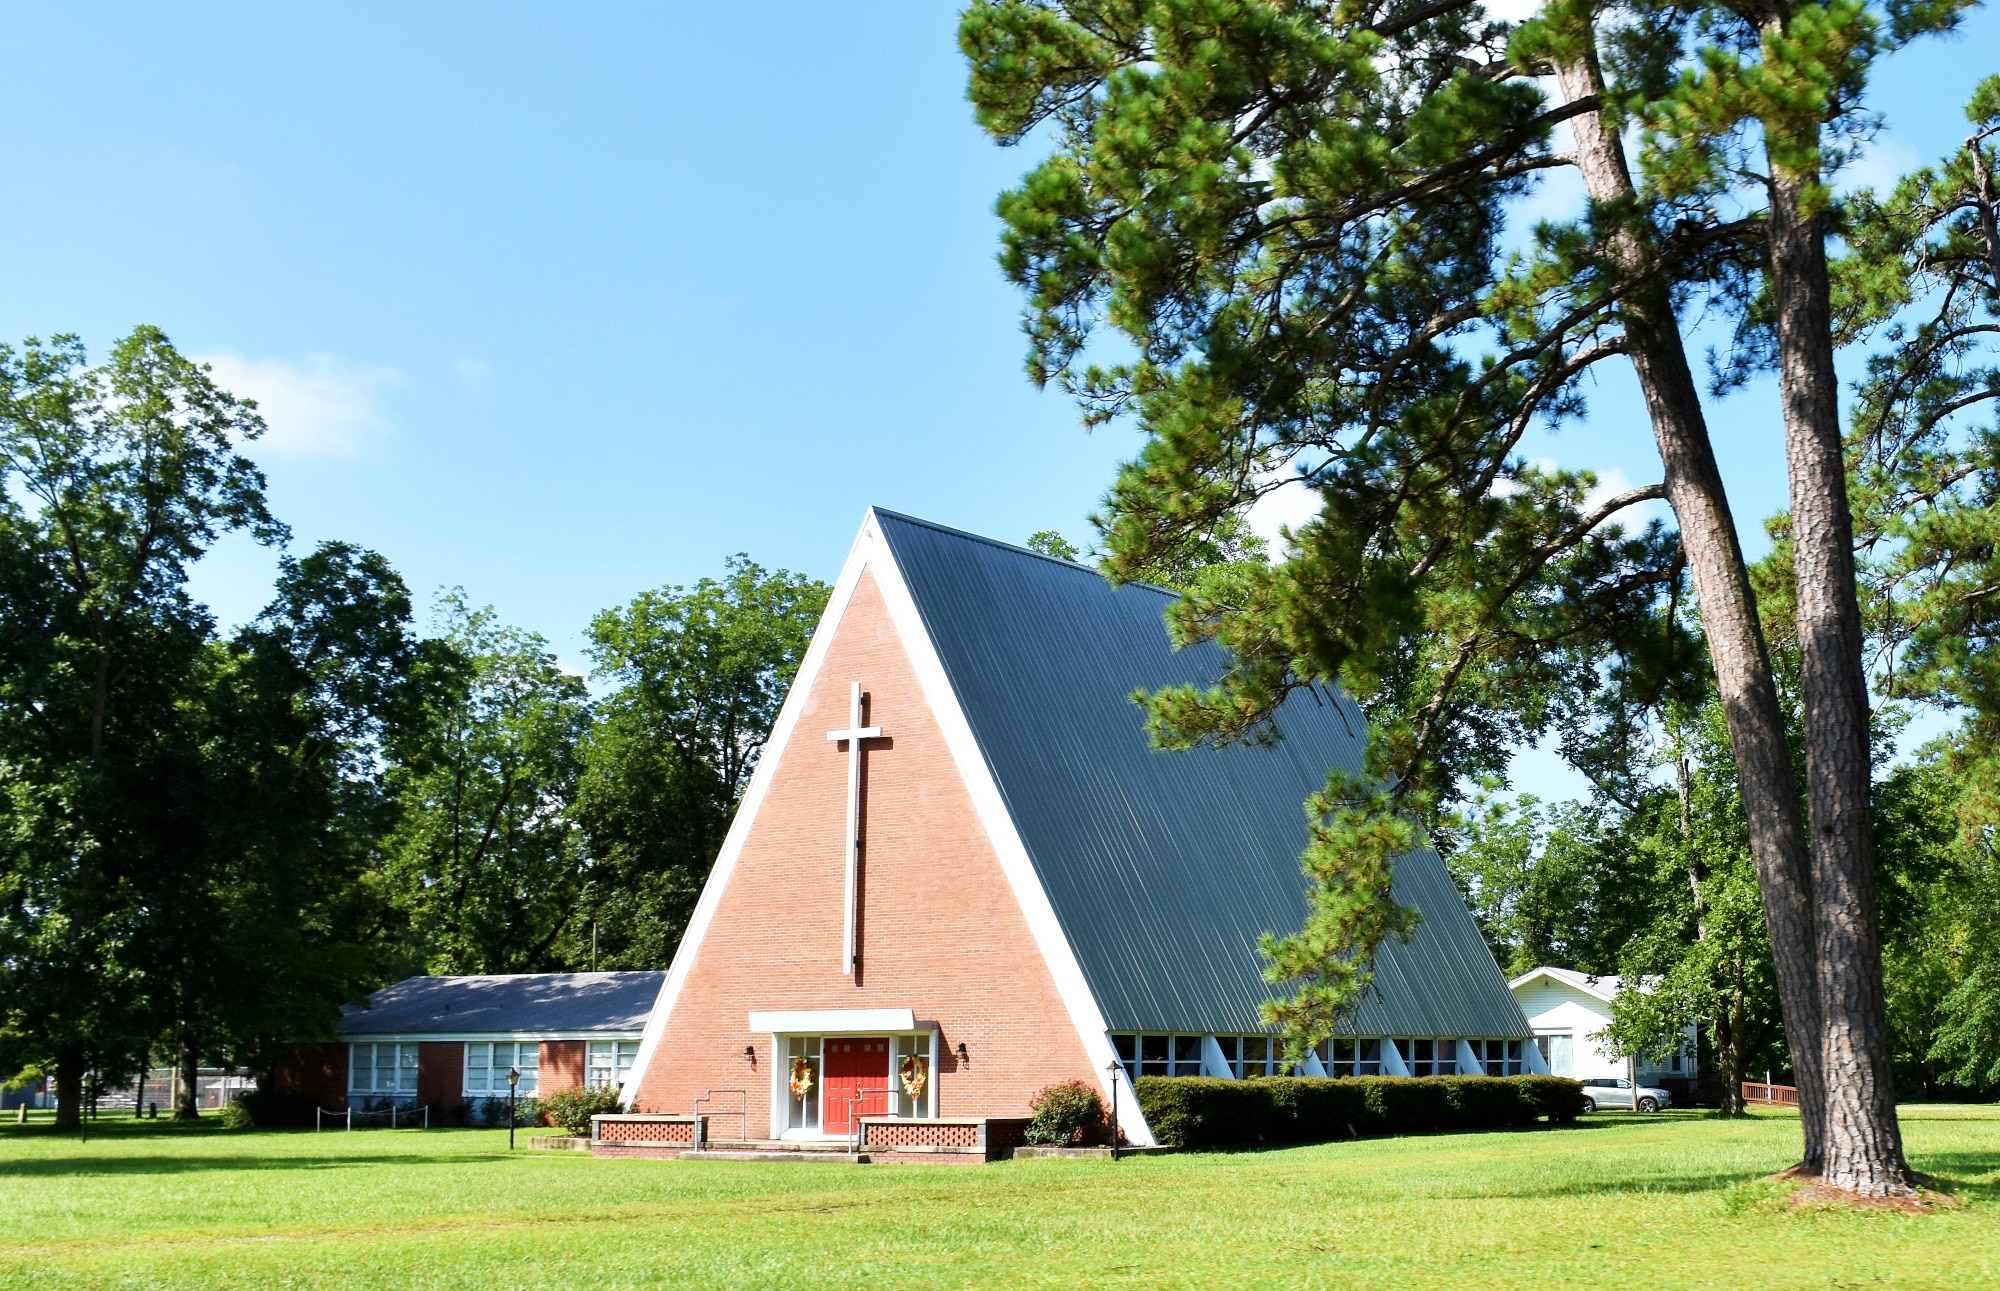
[463,1041,541,1098]
[348,1043,420,1098]
[1112,1033,1211,1080]
[585,1040,639,1090]
[1476,1039,1525,1076]
[1396,1038,1459,1077]
[1327,1038,1384,1077]
[770,1030,936,1139]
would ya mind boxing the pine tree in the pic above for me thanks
[962,0,1969,1191]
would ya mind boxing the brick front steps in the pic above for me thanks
[526,1135,591,1151]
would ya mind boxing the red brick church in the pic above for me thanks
[613,509,1533,1149]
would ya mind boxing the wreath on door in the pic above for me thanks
[789,1057,815,1099]
[899,1054,927,1100]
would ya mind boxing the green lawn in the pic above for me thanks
[0,1105,1994,1288]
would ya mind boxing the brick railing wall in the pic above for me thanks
[863,1120,977,1149]
[858,1117,1031,1156]
[594,1114,699,1143]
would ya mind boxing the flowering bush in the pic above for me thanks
[540,1085,623,1135]
[1024,1079,1105,1146]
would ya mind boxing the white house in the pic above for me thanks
[1509,967,1696,1084]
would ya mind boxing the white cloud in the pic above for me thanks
[1578,464,1673,531]
[453,357,493,386]
[1518,459,1668,523]
[1839,135,1921,198]
[1246,470,1322,554]
[198,352,401,458]
[1246,458,1664,558]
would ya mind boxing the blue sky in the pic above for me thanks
[2,2,1994,803]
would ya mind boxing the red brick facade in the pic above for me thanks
[272,1044,348,1110]
[274,1038,612,1114]
[540,1040,585,1094]
[416,1042,463,1109]
[628,569,1103,1131]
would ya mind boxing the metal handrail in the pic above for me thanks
[843,1086,890,1154]
[691,1089,747,1149]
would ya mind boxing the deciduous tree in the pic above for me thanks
[0,327,281,1128]
[380,596,590,973]
[566,557,826,969]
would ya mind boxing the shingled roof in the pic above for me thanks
[873,509,1529,1040]
[338,972,665,1038]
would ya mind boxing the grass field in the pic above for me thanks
[0,1105,1994,1288]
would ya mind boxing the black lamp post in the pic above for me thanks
[1105,1058,1120,1161]
[507,1066,520,1150]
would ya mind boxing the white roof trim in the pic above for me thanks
[747,1009,920,1034]
[865,509,1157,1148]
[1509,966,1621,1004]
[620,509,1156,1145]
[618,520,876,1104]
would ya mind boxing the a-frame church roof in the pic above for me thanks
[873,509,1529,1040]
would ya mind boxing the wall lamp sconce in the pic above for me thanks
[955,1042,969,1064]
[743,1046,756,1064]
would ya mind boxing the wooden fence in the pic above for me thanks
[1742,1081,1800,1107]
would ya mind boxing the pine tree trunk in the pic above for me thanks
[53,1040,85,1131]
[1555,44,1826,1170]
[174,1031,200,1120]
[1767,168,1912,1196]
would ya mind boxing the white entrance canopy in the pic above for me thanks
[747,1008,918,1034]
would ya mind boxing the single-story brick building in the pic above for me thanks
[277,971,663,1119]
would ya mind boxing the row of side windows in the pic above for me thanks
[349,1040,638,1098]
[1110,1033,1317,1080]
[1111,1035,1530,1080]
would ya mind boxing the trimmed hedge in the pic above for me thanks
[1133,1075,1586,1147]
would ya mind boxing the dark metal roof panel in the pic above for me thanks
[874,510,1529,1040]
[337,972,665,1036]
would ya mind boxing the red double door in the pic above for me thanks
[822,1037,890,1135]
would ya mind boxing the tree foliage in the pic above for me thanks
[962,0,1706,1055]
[379,596,591,975]
[0,328,412,1124]
[565,557,827,970]
[1595,701,1786,1116]
[1443,794,1658,978]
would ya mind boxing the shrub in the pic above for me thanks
[1518,1074,1588,1122]
[461,1095,539,1127]
[540,1084,623,1136]
[1134,1074,1586,1147]
[430,1099,472,1128]
[230,1087,317,1128]
[1024,1079,1105,1145]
